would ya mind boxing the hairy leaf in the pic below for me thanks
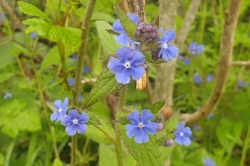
[165,111,180,133]
[150,100,165,114]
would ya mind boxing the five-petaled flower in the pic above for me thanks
[113,13,139,45]
[194,73,202,84]
[174,122,192,146]
[108,47,145,84]
[189,42,204,56]
[61,110,89,136]
[203,157,216,166]
[126,109,158,143]
[158,29,179,62]
[50,97,69,122]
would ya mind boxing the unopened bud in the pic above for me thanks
[134,22,159,44]
[157,123,163,131]
[163,139,174,147]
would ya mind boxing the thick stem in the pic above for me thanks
[180,0,242,123]
[70,135,77,166]
[73,0,97,105]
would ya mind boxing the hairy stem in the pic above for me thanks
[70,135,77,166]
[240,123,250,166]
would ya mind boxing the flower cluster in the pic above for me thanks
[110,13,179,84]
[50,97,89,136]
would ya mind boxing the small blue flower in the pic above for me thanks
[126,109,158,143]
[183,58,191,65]
[203,157,216,166]
[108,47,145,84]
[113,13,140,45]
[194,73,202,84]
[237,80,244,87]
[158,29,179,62]
[30,32,37,39]
[83,66,90,73]
[189,42,204,56]
[0,13,5,22]
[174,122,192,146]
[72,54,78,61]
[4,92,12,99]
[206,113,214,119]
[50,97,69,122]
[207,74,213,82]
[61,110,89,136]
[193,124,201,131]
[67,78,75,86]
[78,94,83,102]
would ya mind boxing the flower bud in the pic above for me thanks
[134,22,159,44]
[157,123,163,131]
[163,139,174,147]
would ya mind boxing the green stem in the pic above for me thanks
[240,123,250,166]
[4,138,16,166]
[94,125,115,143]
[71,135,77,166]
[73,0,97,105]
[46,0,57,22]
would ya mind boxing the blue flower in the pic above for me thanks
[61,110,89,136]
[193,124,201,131]
[174,122,192,146]
[207,74,213,82]
[206,113,214,119]
[83,66,90,73]
[113,13,139,45]
[189,42,204,56]
[108,47,145,84]
[126,109,158,143]
[72,54,78,61]
[4,92,12,99]
[50,97,69,122]
[158,30,179,62]
[78,94,83,101]
[0,13,5,22]
[237,80,244,87]
[203,157,216,166]
[183,58,191,65]
[194,73,202,84]
[30,32,37,39]
[67,78,75,86]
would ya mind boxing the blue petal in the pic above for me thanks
[61,116,72,126]
[76,124,87,134]
[113,19,124,33]
[78,112,89,123]
[115,69,131,84]
[126,124,138,138]
[108,57,123,73]
[174,129,180,137]
[62,97,68,107]
[161,30,176,43]
[128,13,140,24]
[196,44,204,55]
[178,122,185,129]
[143,123,157,135]
[116,47,131,60]
[189,42,197,50]
[66,125,77,136]
[182,137,191,146]
[183,127,192,136]
[130,50,145,66]
[166,45,179,59]
[128,110,140,124]
[135,129,149,143]
[161,50,170,62]
[129,66,145,81]
[50,112,59,121]
[115,34,131,45]
[175,136,183,145]
[141,109,154,122]
[68,110,78,118]
[56,113,65,122]
[54,100,62,109]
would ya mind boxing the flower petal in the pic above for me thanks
[196,44,204,55]
[183,127,192,136]
[108,57,123,73]
[189,42,197,50]
[61,116,72,126]
[134,129,149,143]
[161,50,169,62]
[50,112,59,121]
[182,137,191,146]
[116,47,131,60]
[62,97,68,107]
[115,34,131,45]
[130,50,145,66]
[127,110,140,124]
[76,124,87,134]
[175,136,183,145]
[113,19,124,33]
[141,109,154,122]
[161,30,176,43]
[66,125,77,136]
[54,100,62,109]
[128,13,140,24]
[129,66,145,81]
[126,124,138,138]
[78,112,89,123]
[68,110,78,118]
[178,122,185,129]
[115,69,131,84]
[143,123,157,135]
[165,45,179,60]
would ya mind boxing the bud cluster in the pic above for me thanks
[134,22,159,44]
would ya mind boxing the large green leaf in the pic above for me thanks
[99,144,117,166]
[114,4,137,37]
[95,21,121,57]
[82,68,124,109]
[165,111,180,133]
[150,100,165,114]
[18,1,51,22]
[119,125,161,166]
[0,73,15,83]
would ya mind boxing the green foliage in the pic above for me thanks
[165,111,180,133]
[99,144,118,166]
[150,100,165,114]
[0,73,15,83]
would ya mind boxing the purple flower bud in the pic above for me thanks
[163,139,174,147]
[134,22,159,44]
[157,123,163,131]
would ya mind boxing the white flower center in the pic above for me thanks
[138,122,144,129]
[58,108,63,113]
[163,43,168,49]
[124,61,131,68]
[191,50,196,55]
[179,132,184,137]
[73,119,78,124]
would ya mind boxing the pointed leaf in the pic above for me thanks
[165,111,180,133]
[0,72,15,83]
[150,100,165,114]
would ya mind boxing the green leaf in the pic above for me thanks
[114,4,137,37]
[52,158,63,166]
[95,21,122,57]
[99,144,118,166]
[119,125,161,166]
[83,68,124,109]
[18,1,51,22]
[85,112,115,144]
[86,111,102,125]
[150,100,165,114]
[0,153,4,166]
[165,111,180,133]
[0,73,15,83]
